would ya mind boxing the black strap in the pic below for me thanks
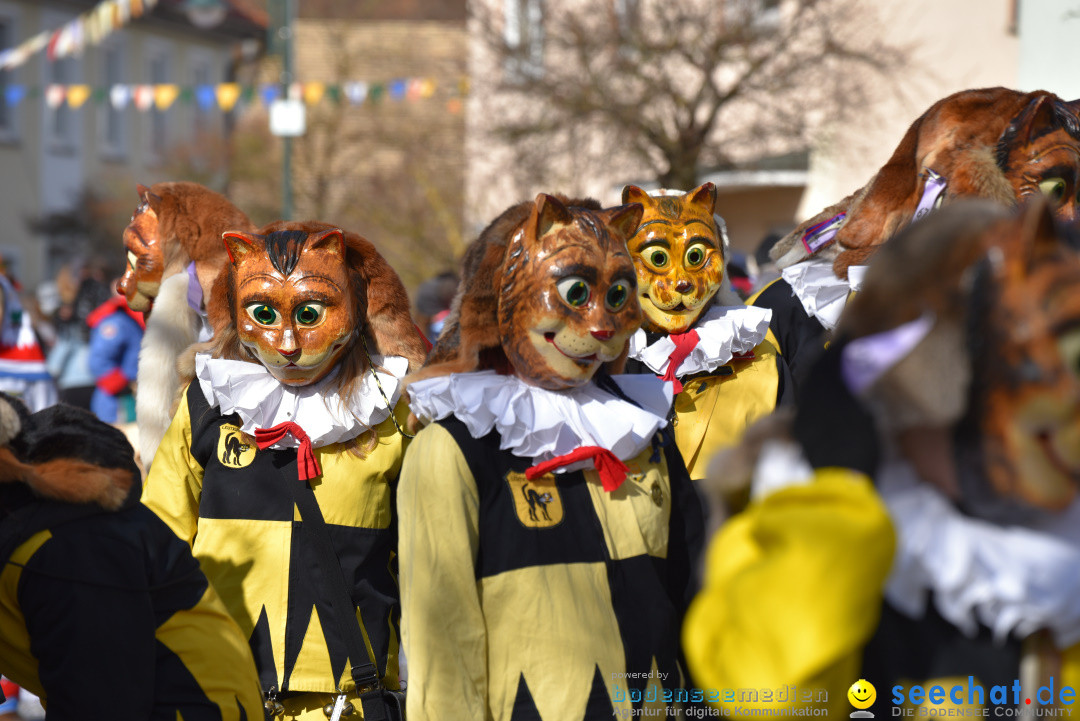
[282,464,389,721]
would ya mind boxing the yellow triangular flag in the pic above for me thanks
[154,83,180,110]
[66,84,91,108]
[302,82,325,106]
[216,83,241,112]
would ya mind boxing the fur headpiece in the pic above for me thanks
[771,87,1080,278]
[0,393,139,512]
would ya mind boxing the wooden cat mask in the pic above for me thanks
[119,182,253,315]
[621,183,723,334]
[209,221,427,388]
[414,195,644,390]
[769,88,1080,278]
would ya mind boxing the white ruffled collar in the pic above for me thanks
[627,304,772,378]
[407,371,673,473]
[780,258,868,331]
[879,458,1080,648]
[195,352,408,449]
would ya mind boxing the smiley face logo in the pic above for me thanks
[848,679,876,710]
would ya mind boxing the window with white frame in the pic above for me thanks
[191,58,214,139]
[504,0,544,82]
[101,41,126,157]
[0,16,14,137]
[48,55,75,147]
[148,49,169,159]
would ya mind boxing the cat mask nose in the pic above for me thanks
[675,280,693,294]
[278,348,301,361]
[591,330,614,341]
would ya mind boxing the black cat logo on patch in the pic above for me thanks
[217,424,256,469]
[505,471,563,529]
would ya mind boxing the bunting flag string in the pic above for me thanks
[0,0,160,71]
[0,78,469,113]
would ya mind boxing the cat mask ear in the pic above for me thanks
[136,183,163,215]
[533,193,574,238]
[223,231,259,265]
[306,228,346,257]
[687,182,718,215]
[621,185,651,206]
[605,202,644,242]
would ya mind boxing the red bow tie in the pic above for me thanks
[661,329,700,394]
[254,421,321,481]
[526,446,630,492]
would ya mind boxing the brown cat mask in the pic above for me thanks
[119,182,255,315]
[207,221,427,386]
[769,88,1080,278]
[621,183,724,334]
[414,194,644,390]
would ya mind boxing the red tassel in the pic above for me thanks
[254,421,321,481]
[660,329,700,394]
[526,446,630,492]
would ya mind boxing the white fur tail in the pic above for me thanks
[136,272,200,467]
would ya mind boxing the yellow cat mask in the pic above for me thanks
[621,183,724,334]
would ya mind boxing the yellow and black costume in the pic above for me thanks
[400,373,705,721]
[143,378,409,709]
[0,395,262,720]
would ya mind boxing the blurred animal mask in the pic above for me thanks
[210,221,427,388]
[416,194,644,390]
[969,205,1080,510]
[622,183,724,334]
[841,199,1080,511]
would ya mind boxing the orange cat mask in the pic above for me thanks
[621,183,724,334]
[415,194,644,390]
[222,228,355,386]
[208,221,427,389]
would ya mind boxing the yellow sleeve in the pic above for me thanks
[141,389,204,546]
[683,469,895,717]
[398,422,487,720]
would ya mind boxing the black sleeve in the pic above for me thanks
[752,279,829,393]
[774,350,795,408]
[19,518,157,721]
[661,428,705,616]
[790,339,880,477]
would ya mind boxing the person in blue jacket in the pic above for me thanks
[86,292,143,423]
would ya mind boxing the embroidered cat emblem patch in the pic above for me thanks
[217,424,256,469]
[506,471,564,529]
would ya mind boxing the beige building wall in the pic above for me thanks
[798,0,1020,220]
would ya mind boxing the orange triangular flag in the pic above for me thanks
[66,84,91,108]
[216,83,241,111]
[154,84,180,110]
[302,82,325,105]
